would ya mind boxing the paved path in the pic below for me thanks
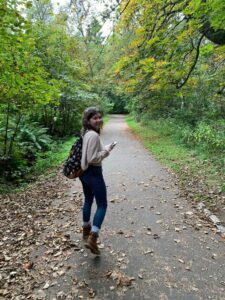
[43,115,225,299]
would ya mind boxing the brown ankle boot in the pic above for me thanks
[82,224,91,241]
[85,232,101,255]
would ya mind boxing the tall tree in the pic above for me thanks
[107,0,225,119]
[0,0,59,156]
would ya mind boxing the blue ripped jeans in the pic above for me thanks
[79,166,107,230]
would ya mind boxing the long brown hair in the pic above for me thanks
[81,107,103,135]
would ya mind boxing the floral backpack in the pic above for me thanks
[63,135,83,179]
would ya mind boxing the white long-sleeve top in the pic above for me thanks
[81,130,109,171]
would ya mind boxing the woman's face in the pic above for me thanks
[88,112,103,131]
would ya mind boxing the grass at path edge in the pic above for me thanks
[126,116,225,210]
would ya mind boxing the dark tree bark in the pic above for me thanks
[201,21,225,45]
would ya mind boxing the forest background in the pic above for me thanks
[0,0,225,210]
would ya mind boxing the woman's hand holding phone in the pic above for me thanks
[105,141,117,152]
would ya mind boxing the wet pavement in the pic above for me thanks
[37,115,225,300]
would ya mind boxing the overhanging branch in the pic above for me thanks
[176,34,204,89]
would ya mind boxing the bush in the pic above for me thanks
[140,116,181,137]
[0,120,53,180]
[138,115,225,155]
[17,122,52,153]
[180,120,225,153]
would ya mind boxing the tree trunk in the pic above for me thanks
[8,113,23,156]
[3,103,10,156]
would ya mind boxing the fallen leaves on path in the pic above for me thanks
[105,269,134,287]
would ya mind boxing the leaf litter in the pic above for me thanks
[0,170,83,299]
[0,170,138,299]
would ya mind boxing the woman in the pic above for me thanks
[79,107,116,255]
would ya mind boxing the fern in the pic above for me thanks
[17,122,52,154]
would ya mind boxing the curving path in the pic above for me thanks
[41,115,225,300]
